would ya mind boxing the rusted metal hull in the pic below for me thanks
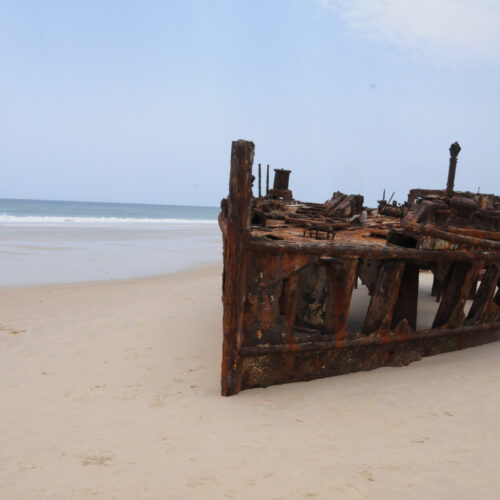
[220,140,500,395]
[241,326,500,390]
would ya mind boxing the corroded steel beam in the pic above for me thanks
[221,140,254,396]
[247,239,499,263]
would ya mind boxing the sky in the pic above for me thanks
[1,0,500,207]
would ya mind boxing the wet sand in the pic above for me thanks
[0,223,220,286]
[1,265,500,499]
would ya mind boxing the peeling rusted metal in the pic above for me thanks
[219,140,500,395]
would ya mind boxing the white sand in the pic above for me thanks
[1,265,500,499]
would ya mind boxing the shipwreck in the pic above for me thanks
[219,140,500,396]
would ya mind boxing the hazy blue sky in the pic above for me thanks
[1,0,499,207]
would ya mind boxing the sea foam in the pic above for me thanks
[0,214,218,227]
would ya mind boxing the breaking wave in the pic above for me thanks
[0,214,218,226]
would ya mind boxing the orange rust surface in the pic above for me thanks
[251,203,394,248]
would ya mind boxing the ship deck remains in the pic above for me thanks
[219,140,500,395]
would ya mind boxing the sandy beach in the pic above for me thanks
[1,264,500,499]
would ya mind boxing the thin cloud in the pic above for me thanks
[319,0,500,62]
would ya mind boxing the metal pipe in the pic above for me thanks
[258,163,261,198]
[446,141,461,196]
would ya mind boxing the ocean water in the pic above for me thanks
[0,198,221,286]
[0,198,219,225]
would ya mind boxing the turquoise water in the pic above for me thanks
[0,198,221,286]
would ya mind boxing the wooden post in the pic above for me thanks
[266,164,270,195]
[221,140,255,396]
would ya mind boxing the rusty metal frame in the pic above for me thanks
[219,140,500,396]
